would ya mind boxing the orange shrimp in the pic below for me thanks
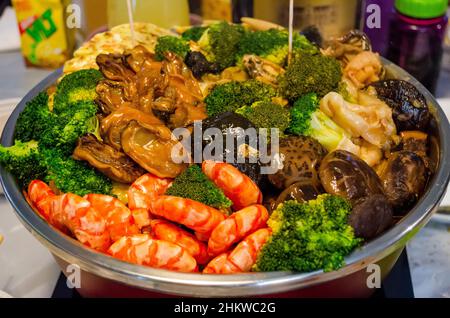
[194,231,210,242]
[28,181,112,251]
[28,180,55,220]
[202,160,262,210]
[128,173,172,228]
[85,194,139,242]
[50,193,111,252]
[149,219,209,264]
[27,180,67,231]
[203,228,271,274]
[150,195,226,235]
[108,234,198,272]
[207,204,269,256]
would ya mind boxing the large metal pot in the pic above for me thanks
[1,60,449,298]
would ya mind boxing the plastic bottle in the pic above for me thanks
[386,0,448,94]
[361,0,395,56]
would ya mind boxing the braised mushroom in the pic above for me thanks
[318,150,385,202]
[319,150,394,239]
[268,136,327,190]
[73,134,145,184]
[184,51,221,79]
[349,195,394,240]
[199,112,266,188]
[369,80,431,132]
[270,181,322,211]
[380,151,428,214]
[121,121,187,178]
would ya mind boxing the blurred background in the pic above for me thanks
[0,0,449,298]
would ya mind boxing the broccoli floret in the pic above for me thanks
[0,140,47,187]
[40,101,99,155]
[155,36,190,61]
[198,22,245,70]
[278,52,342,102]
[288,93,350,152]
[255,195,362,272]
[15,92,57,142]
[53,69,103,114]
[43,148,112,196]
[237,29,318,66]
[166,165,232,210]
[182,26,208,42]
[205,80,277,117]
[0,140,112,195]
[235,101,291,133]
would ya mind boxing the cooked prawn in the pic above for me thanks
[28,181,111,251]
[50,193,111,252]
[150,195,226,235]
[149,219,209,264]
[128,173,172,228]
[202,161,262,210]
[85,194,139,242]
[203,228,271,274]
[28,180,55,220]
[108,234,198,272]
[207,205,269,255]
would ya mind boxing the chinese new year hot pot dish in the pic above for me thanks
[0,21,448,297]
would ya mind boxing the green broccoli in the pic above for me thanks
[42,147,112,196]
[287,93,350,152]
[14,92,57,143]
[205,80,277,117]
[237,29,318,66]
[2,69,113,193]
[40,101,99,155]
[0,140,47,187]
[198,21,245,70]
[254,195,362,272]
[0,140,112,194]
[166,165,232,211]
[182,26,208,42]
[278,52,342,102]
[53,69,103,114]
[155,35,190,61]
[235,101,291,134]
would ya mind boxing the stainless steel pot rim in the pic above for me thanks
[1,60,449,297]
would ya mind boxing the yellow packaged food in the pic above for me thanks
[12,0,75,68]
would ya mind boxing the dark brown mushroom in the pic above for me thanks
[349,195,394,240]
[121,121,187,178]
[318,150,385,202]
[380,151,428,215]
[268,136,327,190]
[73,134,145,184]
[369,80,431,132]
[270,181,322,211]
[319,150,394,240]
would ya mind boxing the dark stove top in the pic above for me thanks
[51,249,414,298]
